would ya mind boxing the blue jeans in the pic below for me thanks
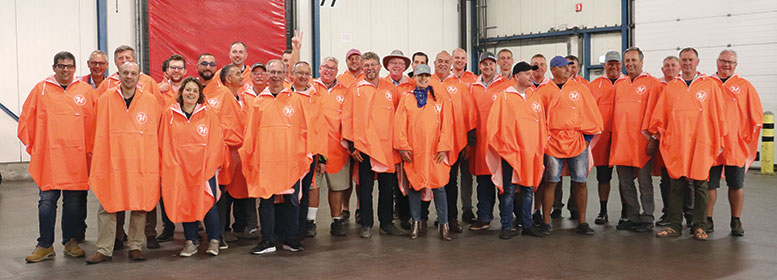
[543,147,590,183]
[409,188,448,224]
[259,181,301,243]
[297,161,315,236]
[37,190,87,248]
[500,159,534,229]
[357,154,396,228]
[183,177,221,241]
[475,175,496,222]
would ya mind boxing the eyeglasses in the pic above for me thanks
[55,64,75,70]
[321,65,337,72]
[717,59,737,65]
[268,70,285,76]
[199,61,217,67]
[388,61,405,66]
[169,66,185,70]
[88,61,107,67]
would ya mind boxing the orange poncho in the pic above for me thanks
[18,77,97,191]
[486,86,548,192]
[710,74,763,169]
[536,78,603,159]
[205,86,245,191]
[341,79,400,172]
[96,73,162,106]
[394,88,454,190]
[430,74,477,157]
[645,74,728,180]
[609,72,662,168]
[159,103,227,223]
[89,86,161,212]
[239,88,314,199]
[587,75,624,166]
[313,79,351,173]
[469,76,510,175]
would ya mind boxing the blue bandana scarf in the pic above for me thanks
[413,87,430,108]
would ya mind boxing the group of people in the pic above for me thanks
[18,36,763,264]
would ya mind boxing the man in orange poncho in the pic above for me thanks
[536,56,603,236]
[587,51,626,226]
[208,63,250,246]
[610,48,662,233]
[394,64,454,241]
[381,49,415,230]
[86,62,161,264]
[551,55,593,222]
[19,51,96,263]
[530,54,551,87]
[486,62,548,239]
[430,50,476,232]
[449,48,478,224]
[80,50,108,89]
[95,46,163,248]
[706,49,763,236]
[241,59,313,254]
[652,55,694,227]
[312,56,352,236]
[342,52,404,238]
[468,52,511,232]
[157,54,186,106]
[647,47,727,240]
[334,49,363,222]
[212,41,252,90]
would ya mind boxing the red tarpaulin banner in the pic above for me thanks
[148,0,286,81]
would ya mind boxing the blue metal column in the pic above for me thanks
[583,32,591,80]
[470,0,479,75]
[97,0,107,53]
[312,0,321,78]
[621,0,629,51]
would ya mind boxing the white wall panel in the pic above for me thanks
[487,0,621,38]
[318,0,460,76]
[105,0,136,74]
[635,0,777,167]
[2,0,98,163]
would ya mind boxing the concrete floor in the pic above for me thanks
[1,172,776,280]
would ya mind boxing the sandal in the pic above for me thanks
[656,227,680,238]
[693,228,709,241]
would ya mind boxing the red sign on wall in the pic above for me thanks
[576,3,583,12]
[148,0,286,81]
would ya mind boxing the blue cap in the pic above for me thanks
[550,56,572,68]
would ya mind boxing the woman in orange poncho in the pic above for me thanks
[394,65,454,241]
[159,77,226,257]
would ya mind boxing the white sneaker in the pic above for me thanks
[206,239,219,256]
[179,240,198,257]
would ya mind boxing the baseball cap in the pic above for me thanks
[605,51,621,62]
[512,61,539,76]
[550,56,572,68]
[346,49,361,59]
[479,52,496,63]
[414,64,432,76]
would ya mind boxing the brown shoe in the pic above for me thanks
[25,246,55,263]
[146,236,160,249]
[128,249,146,261]
[439,224,452,241]
[85,252,112,264]
[469,220,491,231]
[63,238,85,257]
[420,219,428,234]
[449,220,463,233]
